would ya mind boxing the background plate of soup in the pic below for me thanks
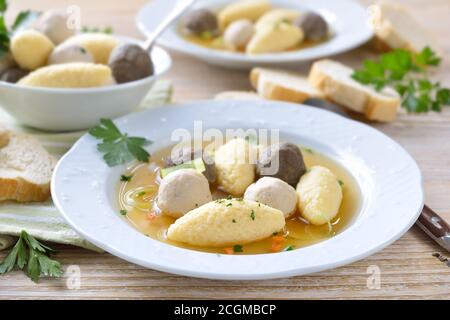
[136,0,373,69]
[52,100,423,280]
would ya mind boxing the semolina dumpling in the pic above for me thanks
[10,30,55,70]
[218,0,272,30]
[18,62,113,88]
[254,9,301,31]
[246,22,304,54]
[61,33,119,64]
[167,199,285,247]
[296,166,343,225]
[215,138,256,196]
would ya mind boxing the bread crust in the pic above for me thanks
[250,68,323,103]
[309,60,400,122]
[0,131,56,202]
[0,177,51,202]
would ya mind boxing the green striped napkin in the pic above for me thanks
[0,80,173,252]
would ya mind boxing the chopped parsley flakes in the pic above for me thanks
[120,174,133,182]
[250,210,256,221]
[233,245,243,253]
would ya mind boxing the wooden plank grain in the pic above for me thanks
[1,0,450,299]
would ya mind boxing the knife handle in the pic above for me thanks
[416,205,450,252]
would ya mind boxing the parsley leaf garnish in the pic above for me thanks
[352,47,450,113]
[120,174,133,182]
[0,231,62,282]
[233,245,243,253]
[89,119,152,167]
[250,210,255,221]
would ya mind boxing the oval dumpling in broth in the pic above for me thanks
[296,166,343,225]
[254,9,301,31]
[167,199,285,247]
[246,22,304,54]
[18,62,113,88]
[218,0,272,30]
[214,138,256,196]
[61,33,119,64]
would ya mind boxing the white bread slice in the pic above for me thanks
[0,129,56,202]
[369,1,442,55]
[309,59,400,122]
[250,67,324,103]
[215,91,262,101]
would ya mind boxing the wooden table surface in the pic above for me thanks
[1,0,449,299]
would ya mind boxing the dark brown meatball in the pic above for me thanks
[108,43,154,84]
[183,9,218,35]
[294,12,328,41]
[1,68,29,83]
[257,143,306,187]
[164,147,216,184]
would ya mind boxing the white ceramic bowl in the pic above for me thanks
[137,0,373,69]
[0,42,172,132]
[52,100,424,280]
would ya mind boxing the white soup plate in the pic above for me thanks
[136,0,373,69]
[52,100,424,280]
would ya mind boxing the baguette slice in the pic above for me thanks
[369,1,442,55]
[215,91,262,101]
[309,59,400,122]
[250,67,324,103]
[0,129,57,202]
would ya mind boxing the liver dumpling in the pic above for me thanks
[167,199,285,247]
[257,142,306,187]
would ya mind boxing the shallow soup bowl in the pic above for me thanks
[52,100,424,280]
[0,43,172,132]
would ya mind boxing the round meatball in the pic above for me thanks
[157,169,212,218]
[10,30,54,70]
[224,19,254,50]
[244,177,297,217]
[257,142,306,187]
[34,10,75,45]
[63,33,119,64]
[183,9,218,35]
[1,68,29,83]
[294,12,328,41]
[48,44,94,65]
[108,43,154,84]
[164,147,216,183]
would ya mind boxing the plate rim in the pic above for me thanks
[52,100,424,280]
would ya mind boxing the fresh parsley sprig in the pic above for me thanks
[0,230,62,282]
[89,118,152,167]
[352,47,450,113]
